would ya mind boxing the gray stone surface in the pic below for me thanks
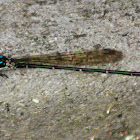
[0,0,140,139]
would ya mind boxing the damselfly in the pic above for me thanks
[0,49,139,76]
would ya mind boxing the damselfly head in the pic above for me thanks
[0,56,8,68]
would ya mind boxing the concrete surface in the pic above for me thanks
[0,0,140,139]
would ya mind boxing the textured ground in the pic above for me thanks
[0,0,140,139]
